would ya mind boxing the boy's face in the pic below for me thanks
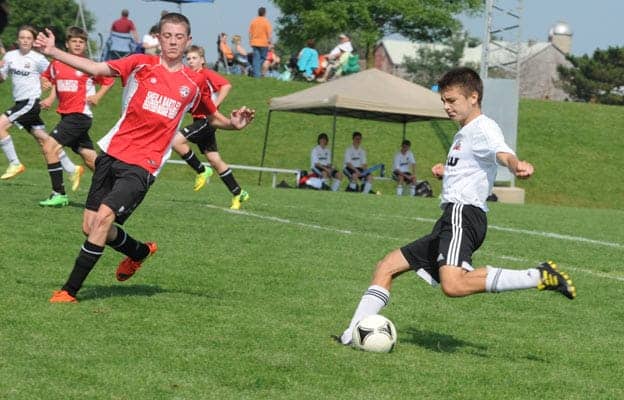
[440,84,479,125]
[352,135,362,147]
[186,51,204,70]
[66,37,86,56]
[17,30,34,52]
[319,137,328,147]
[159,22,191,62]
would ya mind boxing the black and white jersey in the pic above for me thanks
[393,150,416,173]
[0,49,49,101]
[311,144,331,168]
[441,114,514,211]
[343,145,367,168]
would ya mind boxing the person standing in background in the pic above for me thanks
[248,6,272,78]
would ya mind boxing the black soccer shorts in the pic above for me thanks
[4,98,45,132]
[181,118,218,153]
[51,113,94,154]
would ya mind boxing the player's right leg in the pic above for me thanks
[0,114,25,180]
[39,135,69,207]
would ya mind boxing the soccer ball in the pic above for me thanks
[352,314,397,353]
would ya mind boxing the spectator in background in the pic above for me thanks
[343,131,374,194]
[311,132,342,191]
[262,42,280,77]
[217,32,234,65]
[111,9,139,43]
[231,34,249,74]
[392,139,418,196]
[141,25,160,55]
[326,33,352,61]
[297,39,319,80]
[248,6,272,78]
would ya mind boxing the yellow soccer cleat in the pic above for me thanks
[69,165,85,192]
[230,190,250,210]
[1,163,26,180]
[193,167,213,192]
[537,260,576,300]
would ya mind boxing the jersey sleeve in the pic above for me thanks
[392,153,401,171]
[106,54,152,86]
[41,62,54,82]
[473,119,515,163]
[204,69,230,91]
[94,74,115,86]
[193,79,217,116]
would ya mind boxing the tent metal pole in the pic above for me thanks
[258,110,272,186]
[402,119,407,141]
[330,108,337,166]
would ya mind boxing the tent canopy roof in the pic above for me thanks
[268,69,449,123]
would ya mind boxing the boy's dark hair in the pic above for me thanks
[437,67,483,106]
[66,26,87,42]
[401,139,411,147]
[258,7,266,16]
[306,38,315,48]
[317,132,328,144]
[159,12,191,35]
[352,131,362,139]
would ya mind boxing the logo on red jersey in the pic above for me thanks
[142,91,182,119]
[179,86,190,98]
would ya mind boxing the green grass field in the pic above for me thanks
[0,74,623,399]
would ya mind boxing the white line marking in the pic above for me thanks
[204,204,624,282]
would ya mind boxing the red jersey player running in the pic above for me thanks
[35,13,255,303]
[39,26,114,206]
[172,45,250,210]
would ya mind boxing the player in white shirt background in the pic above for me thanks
[0,25,78,186]
[343,131,374,194]
[337,67,576,346]
[392,139,417,196]
[310,132,342,191]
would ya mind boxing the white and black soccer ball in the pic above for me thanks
[352,314,397,353]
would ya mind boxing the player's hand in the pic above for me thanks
[515,160,534,179]
[230,106,255,130]
[41,78,52,90]
[431,163,444,179]
[34,29,57,56]
[87,95,99,106]
[40,98,53,110]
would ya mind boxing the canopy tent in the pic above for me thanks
[142,0,214,12]
[260,68,449,182]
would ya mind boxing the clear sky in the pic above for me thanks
[80,0,623,61]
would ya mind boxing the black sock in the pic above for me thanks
[47,162,65,195]
[182,150,205,174]
[62,241,104,296]
[219,168,241,196]
[107,226,150,261]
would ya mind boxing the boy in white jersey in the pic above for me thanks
[0,25,79,185]
[35,13,254,303]
[337,67,575,346]
[310,132,342,191]
[343,131,374,194]
[39,26,114,207]
[392,139,417,196]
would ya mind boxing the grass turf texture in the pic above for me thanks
[0,75,622,398]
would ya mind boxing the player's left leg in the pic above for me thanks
[37,133,69,207]
[362,173,373,194]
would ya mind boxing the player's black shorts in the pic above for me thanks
[4,98,45,132]
[85,154,155,225]
[400,203,487,283]
[312,165,339,178]
[391,171,415,182]
[342,166,365,180]
[181,118,218,153]
[51,113,94,154]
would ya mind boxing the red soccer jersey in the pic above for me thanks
[42,59,114,117]
[191,68,230,119]
[100,54,217,175]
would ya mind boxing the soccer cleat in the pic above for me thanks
[39,193,69,207]
[1,163,26,180]
[193,167,213,192]
[537,260,576,300]
[69,165,85,192]
[230,190,250,210]
[116,242,158,282]
[49,290,77,303]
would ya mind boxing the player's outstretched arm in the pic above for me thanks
[497,152,534,179]
[431,163,444,179]
[208,106,255,130]
[35,29,115,78]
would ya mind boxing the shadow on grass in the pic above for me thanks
[68,201,85,209]
[79,284,165,300]
[402,327,488,356]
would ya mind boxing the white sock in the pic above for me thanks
[0,136,20,165]
[331,179,341,191]
[348,182,357,190]
[396,185,403,196]
[362,182,372,194]
[59,150,76,173]
[340,285,390,344]
[485,266,541,292]
[409,184,416,196]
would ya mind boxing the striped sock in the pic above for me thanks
[340,285,390,344]
[485,266,541,292]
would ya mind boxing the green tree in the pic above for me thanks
[558,47,624,105]
[270,0,482,66]
[1,0,95,51]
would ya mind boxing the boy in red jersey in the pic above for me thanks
[39,26,114,206]
[35,13,255,303]
[173,45,249,210]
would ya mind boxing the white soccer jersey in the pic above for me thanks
[393,150,416,173]
[311,144,331,169]
[441,114,514,212]
[0,49,49,101]
[344,145,367,168]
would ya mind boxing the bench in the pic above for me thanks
[166,160,301,188]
